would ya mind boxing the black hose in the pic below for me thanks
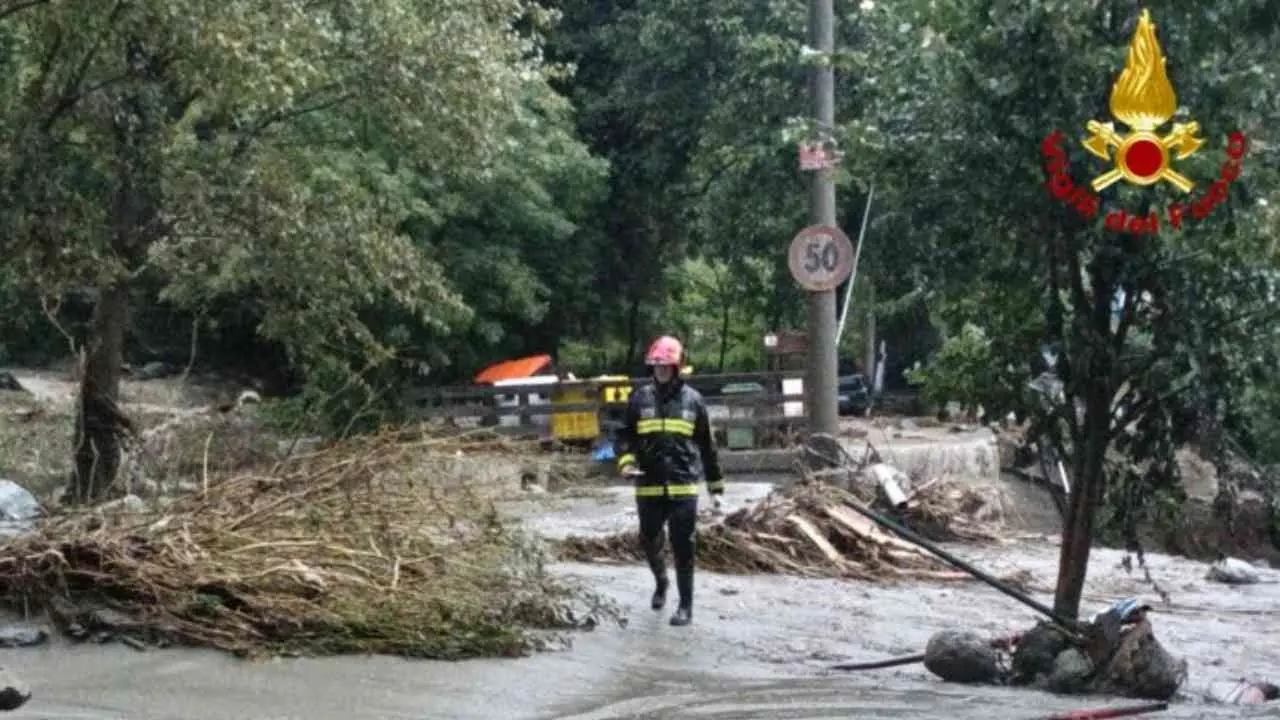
[828,653,925,671]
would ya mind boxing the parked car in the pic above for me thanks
[837,373,871,416]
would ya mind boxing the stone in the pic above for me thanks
[0,669,30,710]
[1093,619,1187,701]
[1048,648,1094,694]
[924,630,1002,684]
[1206,557,1261,585]
[1011,621,1071,685]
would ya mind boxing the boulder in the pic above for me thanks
[924,630,1002,684]
[1047,648,1094,694]
[1093,619,1187,701]
[1011,621,1071,685]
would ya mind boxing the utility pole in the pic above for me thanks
[806,0,839,436]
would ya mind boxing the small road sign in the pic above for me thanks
[788,225,854,292]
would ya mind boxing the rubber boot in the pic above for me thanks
[670,568,693,626]
[669,606,692,626]
[651,574,669,611]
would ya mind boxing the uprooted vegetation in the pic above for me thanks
[0,431,612,659]
[558,480,1032,587]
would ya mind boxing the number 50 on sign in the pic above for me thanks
[788,225,854,292]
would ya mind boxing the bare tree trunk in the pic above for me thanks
[1052,381,1110,620]
[1053,249,1121,621]
[69,36,163,503]
[71,283,130,503]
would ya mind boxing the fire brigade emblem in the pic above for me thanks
[1081,9,1203,193]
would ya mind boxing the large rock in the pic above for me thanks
[1093,619,1187,701]
[1011,621,1072,685]
[1048,648,1094,694]
[924,630,1002,684]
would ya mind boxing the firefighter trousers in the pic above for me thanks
[637,495,698,608]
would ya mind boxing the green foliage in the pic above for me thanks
[0,0,609,432]
[1,0,1279,503]
[661,256,772,372]
[903,323,995,411]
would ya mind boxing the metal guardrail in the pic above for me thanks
[404,371,809,437]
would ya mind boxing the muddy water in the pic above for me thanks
[3,483,1280,719]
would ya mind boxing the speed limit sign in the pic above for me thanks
[788,225,854,292]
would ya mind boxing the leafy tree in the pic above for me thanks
[854,1,1280,619]
[0,0,564,501]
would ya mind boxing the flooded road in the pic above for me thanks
[3,482,1279,719]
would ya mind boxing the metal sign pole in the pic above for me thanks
[805,0,839,435]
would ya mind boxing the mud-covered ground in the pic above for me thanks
[2,479,1278,719]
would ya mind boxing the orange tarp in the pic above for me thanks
[473,354,553,384]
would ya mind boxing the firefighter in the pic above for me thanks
[616,335,724,626]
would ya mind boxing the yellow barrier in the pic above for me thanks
[551,383,598,441]
[598,375,632,404]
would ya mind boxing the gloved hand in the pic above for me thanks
[711,494,724,513]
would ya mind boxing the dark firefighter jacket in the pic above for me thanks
[616,379,724,498]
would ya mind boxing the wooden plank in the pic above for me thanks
[823,504,929,558]
[785,515,845,564]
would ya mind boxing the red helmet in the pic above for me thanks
[645,335,683,366]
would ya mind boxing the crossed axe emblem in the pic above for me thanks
[1081,120,1203,193]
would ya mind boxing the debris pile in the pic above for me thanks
[0,431,609,659]
[559,481,1020,583]
[924,601,1189,702]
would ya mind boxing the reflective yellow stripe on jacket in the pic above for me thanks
[635,483,699,497]
[636,418,695,436]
